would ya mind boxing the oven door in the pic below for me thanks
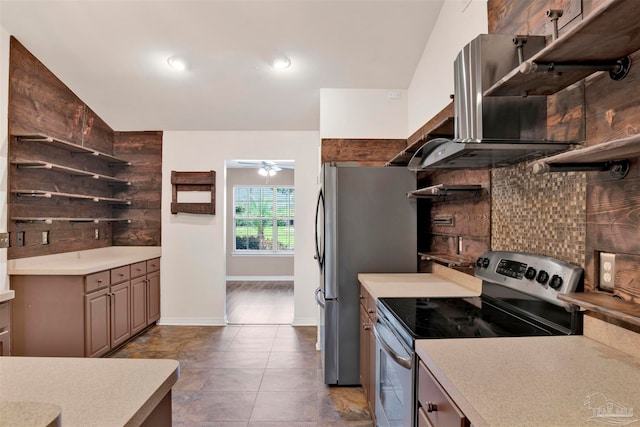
[374,317,414,427]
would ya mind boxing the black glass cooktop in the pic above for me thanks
[378,296,561,340]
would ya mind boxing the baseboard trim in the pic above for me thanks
[292,316,317,326]
[226,276,294,281]
[158,317,226,326]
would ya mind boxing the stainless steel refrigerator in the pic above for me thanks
[314,163,417,385]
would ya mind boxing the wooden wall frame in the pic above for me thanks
[171,171,216,215]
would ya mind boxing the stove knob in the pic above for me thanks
[476,257,484,268]
[482,258,490,269]
[536,270,549,284]
[525,267,537,280]
[549,275,563,290]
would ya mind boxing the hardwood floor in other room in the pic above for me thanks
[226,281,294,324]
[110,325,373,426]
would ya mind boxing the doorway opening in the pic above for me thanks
[224,160,295,325]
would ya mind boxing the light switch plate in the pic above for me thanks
[0,233,9,248]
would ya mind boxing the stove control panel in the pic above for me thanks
[475,251,583,308]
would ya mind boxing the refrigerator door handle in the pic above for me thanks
[314,189,325,269]
[314,287,325,308]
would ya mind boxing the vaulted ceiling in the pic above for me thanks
[0,0,444,131]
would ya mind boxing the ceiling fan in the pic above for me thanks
[234,160,294,176]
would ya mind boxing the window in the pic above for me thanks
[233,186,294,253]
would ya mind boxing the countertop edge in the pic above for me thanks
[0,289,15,302]
[125,361,179,427]
[7,247,162,275]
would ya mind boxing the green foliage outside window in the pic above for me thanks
[234,186,294,252]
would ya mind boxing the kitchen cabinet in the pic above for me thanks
[417,359,469,427]
[146,258,161,325]
[359,284,376,419]
[0,301,11,356]
[130,261,148,335]
[11,256,159,357]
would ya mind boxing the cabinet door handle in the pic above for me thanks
[97,280,102,283]
[426,402,438,413]
[367,309,375,314]
[362,323,370,331]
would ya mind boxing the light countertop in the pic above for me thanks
[0,289,15,303]
[0,356,179,427]
[358,264,481,299]
[416,336,640,427]
[7,246,161,275]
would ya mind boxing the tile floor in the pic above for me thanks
[110,324,374,426]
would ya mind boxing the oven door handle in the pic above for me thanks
[374,321,412,370]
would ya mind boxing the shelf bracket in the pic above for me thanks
[520,56,632,81]
[546,9,564,41]
[532,160,630,179]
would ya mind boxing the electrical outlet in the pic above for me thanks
[599,252,616,291]
[16,231,24,247]
[94,229,100,240]
[42,230,50,245]
[0,233,9,248]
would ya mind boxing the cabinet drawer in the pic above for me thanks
[111,265,130,284]
[146,258,160,273]
[418,407,435,427]
[0,302,9,329]
[130,261,147,278]
[418,360,468,427]
[85,270,110,293]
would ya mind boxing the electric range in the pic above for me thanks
[373,251,584,427]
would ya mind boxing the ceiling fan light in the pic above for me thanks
[258,167,268,176]
[167,56,190,71]
[271,56,291,70]
[268,169,276,176]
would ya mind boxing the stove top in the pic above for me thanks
[376,251,584,349]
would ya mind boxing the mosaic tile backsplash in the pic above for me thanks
[491,162,587,267]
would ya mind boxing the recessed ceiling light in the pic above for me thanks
[271,56,291,70]
[167,56,190,71]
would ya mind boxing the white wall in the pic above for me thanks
[161,131,319,326]
[0,24,9,291]
[319,88,407,138]
[407,0,488,135]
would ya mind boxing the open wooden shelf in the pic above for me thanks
[386,103,454,167]
[530,132,640,177]
[15,134,131,165]
[559,292,640,328]
[12,160,131,185]
[12,217,132,224]
[407,184,482,199]
[485,0,640,97]
[418,252,477,268]
[12,189,131,205]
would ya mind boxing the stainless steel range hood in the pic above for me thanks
[409,34,575,170]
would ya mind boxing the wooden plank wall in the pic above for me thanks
[321,139,407,166]
[113,132,162,247]
[488,1,640,302]
[7,37,162,258]
[416,169,491,270]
